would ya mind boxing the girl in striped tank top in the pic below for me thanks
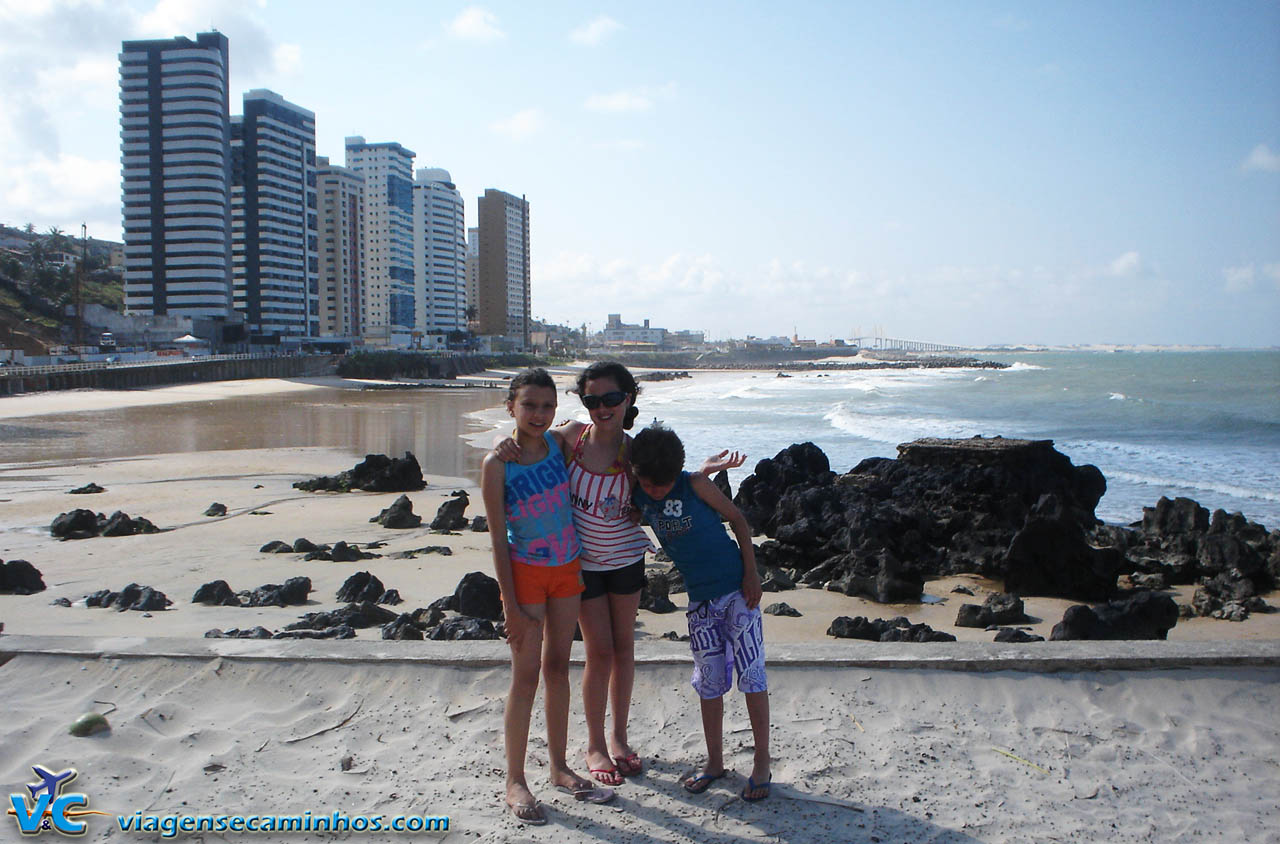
[496,361,745,787]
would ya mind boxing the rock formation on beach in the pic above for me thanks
[0,559,46,594]
[51,509,161,540]
[84,583,171,611]
[430,491,471,531]
[736,438,1276,623]
[293,453,426,493]
[370,495,421,528]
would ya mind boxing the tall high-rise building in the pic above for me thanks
[413,168,466,336]
[119,32,232,319]
[476,189,530,348]
[344,137,415,346]
[231,90,317,336]
[315,156,365,338]
[465,226,479,330]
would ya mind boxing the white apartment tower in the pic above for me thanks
[344,136,415,346]
[231,89,317,337]
[412,168,466,335]
[119,32,233,318]
[315,156,365,338]
[476,189,530,348]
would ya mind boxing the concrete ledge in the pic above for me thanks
[1,635,1277,672]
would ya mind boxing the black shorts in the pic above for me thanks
[581,559,646,601]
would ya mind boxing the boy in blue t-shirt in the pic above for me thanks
[630,423,771,802]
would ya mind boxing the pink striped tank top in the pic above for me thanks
[567,426,655,571]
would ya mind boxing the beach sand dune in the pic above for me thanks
[1,648,1277,843]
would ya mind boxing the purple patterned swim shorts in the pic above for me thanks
[685,590,768,699]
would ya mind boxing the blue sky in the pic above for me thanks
[1,0,1277,346]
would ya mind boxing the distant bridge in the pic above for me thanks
[851,336,965,353]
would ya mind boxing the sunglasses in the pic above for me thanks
[581,391,628,410]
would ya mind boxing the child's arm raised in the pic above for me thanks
[688,473,762,609]
[480,452,541,646]
[698,449,747,477]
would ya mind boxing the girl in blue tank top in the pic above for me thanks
[480,368,613,824]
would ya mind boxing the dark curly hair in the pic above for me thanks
[575,360,641,430]
[631,422,685,484]
[507,367,556,402]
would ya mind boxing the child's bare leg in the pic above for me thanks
[541,593,591,789]
[743,690,771,797]
[606,589,642,761]
[578,596,621,784]
[505,604,546,812]
[698,694,726,776]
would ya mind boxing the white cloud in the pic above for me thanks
[447,6,504,42]
[272,43,302,76]
[0,152,119,235]
[569,15,621,46]
[1266,264,1280,291]
[1223,264,1256,293]
[1108,251,1141,277]
[585,90,653,113]
[1242,143,1280,173]
[593,139,645,152]
[491,108,544,140]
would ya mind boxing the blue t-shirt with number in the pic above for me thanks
[633,471,743,602]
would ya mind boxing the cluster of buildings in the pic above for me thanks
[119,32,530,351]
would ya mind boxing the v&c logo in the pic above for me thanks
[7,766,110,837]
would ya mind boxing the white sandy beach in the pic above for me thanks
[2,380,1278,842]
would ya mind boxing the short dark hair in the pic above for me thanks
[631,423,685,484]
[576,360,641,429]
[507,367,555,402]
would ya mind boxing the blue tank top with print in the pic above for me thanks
[633,471,742,601]
[504,431,581,567]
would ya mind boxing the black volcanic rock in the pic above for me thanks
[50,509,100,540]
[286,601,396,630]
[955,592,1028,628]
[639,569,679,614]
[260,540,293,553]
[293,452,426,493]
[204,503,227,517]
[733,437,1114,604]
[763,602,801,617]
[428,616,498,640]
[273,624,356,640]
[336,571,385,604]
[371,495,421,529]
[68,483,105,495]
[52,510,160,540]
[242,577,312,608]
[0,559,46,594]
[205,626,273,639]
[993,627,1044,643]
[85,583,171,612]
[447,571,502,621]
[827,615,954,642]
[430,491,471,531]
[1050,591,1179,640]
[191,580,240,606]
[382,613,425,640]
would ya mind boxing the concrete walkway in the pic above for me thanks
[2,634,1277,672]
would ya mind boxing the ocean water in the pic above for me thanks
[529,351,1279,529]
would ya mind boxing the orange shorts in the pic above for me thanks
[512,558,584,606]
